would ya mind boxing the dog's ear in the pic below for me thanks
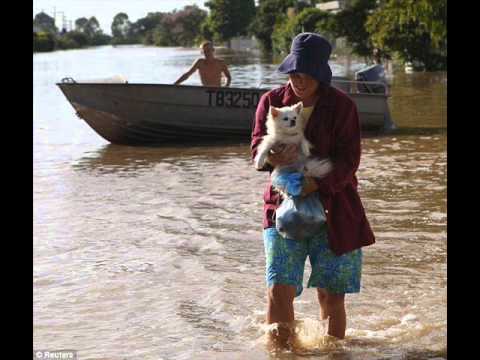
[293,102,303,114]
[270,106,280,118]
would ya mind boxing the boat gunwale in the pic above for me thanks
[56,82,390,99]
[56,82,266,92]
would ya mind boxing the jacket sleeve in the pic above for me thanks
[314,99,361,196]
[251,92,273,172]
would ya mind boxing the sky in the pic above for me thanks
[33,0,207,35]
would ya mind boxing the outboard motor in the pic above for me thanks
[355,64,387,94]
[355,64,396,131]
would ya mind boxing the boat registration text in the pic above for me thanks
[206,90,261,109]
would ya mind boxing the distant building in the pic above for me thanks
[230,36,259,52]
[315,0,349,14]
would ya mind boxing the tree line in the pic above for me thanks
[33,0,446,71]
[33,12,112,52]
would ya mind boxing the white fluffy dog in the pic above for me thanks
[254,103,333,179]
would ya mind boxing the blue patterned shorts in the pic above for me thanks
[263,227,362,297]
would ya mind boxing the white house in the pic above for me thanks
[229,36,260,52]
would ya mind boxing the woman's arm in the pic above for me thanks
[251,93,272,171]
[313,99,361,197]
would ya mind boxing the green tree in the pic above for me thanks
[85,17,111,45]
[34,12,58,34]
[271,13,292,54]
[130,12,166,43]
[150,23,175,46]
[204,0,256,46]
[111,13,133,44]
[272,7,333,54]
[85,17,101,38]
[366,0,446,70]
[75,17,100,37]
[75,17,89,33]
[73,16,109,46]
[331,0,378,59]
[250,0,296,52]
[200,21,214,41]
[173,5,208,46]
[131,6,206,47]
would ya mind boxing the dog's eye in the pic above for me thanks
[283,117,288,121]
[293,116,297,120]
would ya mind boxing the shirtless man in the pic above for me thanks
[174,41,231,87]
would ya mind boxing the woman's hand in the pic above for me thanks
[267,144,299,167]
[301,176,319,197]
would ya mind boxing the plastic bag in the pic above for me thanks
[271,170,304,197]
[271,169,327,241]
[275,193,327,241]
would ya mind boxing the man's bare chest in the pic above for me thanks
[198,61,222,73]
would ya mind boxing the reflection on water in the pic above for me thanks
[389,72,446,129]
[72,143,251,175]
[34,46,446,360]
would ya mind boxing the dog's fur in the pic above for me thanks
[254,102,311,171]
[304,157,333,179]
[254,103,334,179]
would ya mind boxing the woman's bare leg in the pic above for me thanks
[317,289,346,339]
[317,288,329,320]
[267,284,297,348]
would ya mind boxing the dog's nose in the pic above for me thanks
[290,120,296,127]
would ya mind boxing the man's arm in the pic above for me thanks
[174,59,200,85]
[221,62,231,87]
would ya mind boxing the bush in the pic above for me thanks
[111,37,137,45]
[90,33,112,46]
[55,36,80,50]
[63,31,89,47]
[33,32,55,52]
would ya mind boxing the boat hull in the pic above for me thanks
[57,83,391,145]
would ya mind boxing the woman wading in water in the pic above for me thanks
[251,33,375,349]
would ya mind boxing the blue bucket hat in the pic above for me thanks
[278,32,332,85]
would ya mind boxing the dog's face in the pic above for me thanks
[267,102,304,134]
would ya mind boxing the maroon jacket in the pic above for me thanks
[251,83,375,256]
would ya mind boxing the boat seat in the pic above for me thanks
[77,75,128,84]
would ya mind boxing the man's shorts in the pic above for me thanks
[263,227,362,297]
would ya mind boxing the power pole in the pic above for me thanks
[57,11,66,32]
